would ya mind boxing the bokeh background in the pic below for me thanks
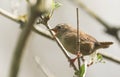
[0,0,120,77]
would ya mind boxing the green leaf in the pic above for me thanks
[75,64,86,77]
[52,1,62,9]
[80,64,85,77]
[97,53,103,62]
[54,2,62,9]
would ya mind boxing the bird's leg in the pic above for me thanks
[69,52,82,66]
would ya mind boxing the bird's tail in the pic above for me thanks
[99,42,113,48]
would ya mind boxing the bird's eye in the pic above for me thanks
[57,26,62,30]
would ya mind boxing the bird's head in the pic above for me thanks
[51,23,72,37]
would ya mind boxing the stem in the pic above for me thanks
[98,51,120,64]
[33,25,53,39]
[0,8,23,24]
[9,12,37,77]
[76,8,81,70]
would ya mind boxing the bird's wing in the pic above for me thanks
[80,32,97,43]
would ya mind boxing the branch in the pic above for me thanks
[76,8,81,70]
[98,51,120,64]
[0,8,23,24]
[35,56,56,77]
[33,25,53,39]
[9,9,37,77]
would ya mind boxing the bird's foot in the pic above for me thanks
[68,52,82,67]
[68,57,77,67]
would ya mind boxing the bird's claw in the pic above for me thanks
[68,52,82,67]
[68,58,77,67]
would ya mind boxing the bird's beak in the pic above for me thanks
[51,28,57,33]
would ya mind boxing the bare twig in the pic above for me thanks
[35,56,56,77]
[0,8,23,24]
[76,8,81,70]
[98,51,120,64]
[0,8,17,20]
[33,25,53,39]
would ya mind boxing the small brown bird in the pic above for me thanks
[52,23,113,56]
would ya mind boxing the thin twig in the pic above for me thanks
[76,8,81,70]
[35,56,56,77]
[33,25,53,39]
[98,51,120,64]
[0,8,23,24]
